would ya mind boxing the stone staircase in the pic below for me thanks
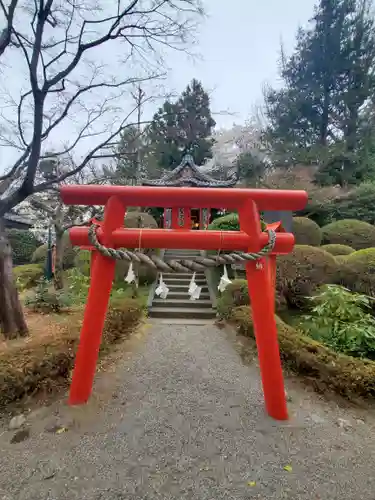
[148,249,216,322]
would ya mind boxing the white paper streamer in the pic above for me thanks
[218,265,232,293]
[125,262,137,286]
[188,272,202,300]
[155,274,169,299]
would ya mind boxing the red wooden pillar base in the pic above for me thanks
[68,196,125,405]
[240,200,288,421]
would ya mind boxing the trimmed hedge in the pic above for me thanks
[321,244,355,256]
[0,298,143,406]
[276,245,339,307]
[322,219,375,250]
[292,217,322,246]
[340,248,375,296]
[209,212,266,232]
[217,279,249,318]
[231,306,375,400]
[13,264,44,289]
[8,229,40,266]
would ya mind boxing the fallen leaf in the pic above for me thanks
[56,427,68,434]
[283,465,293,472]
[247,481,256,487]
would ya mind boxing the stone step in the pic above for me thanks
[153,298,212,309]
[165,284,209,293]
[163,276,207,283]
[149,307,216,320]
[166,291,210,300]
[162,273,206,280]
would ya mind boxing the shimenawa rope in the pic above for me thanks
[87,223,276,273]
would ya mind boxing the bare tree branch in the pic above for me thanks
[0,0,203,217]
[0,0,18,57]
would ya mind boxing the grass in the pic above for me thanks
[0,290,145,407]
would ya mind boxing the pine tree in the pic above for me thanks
[147,79,216,170]
[263,0,375,185]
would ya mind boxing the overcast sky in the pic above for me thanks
[0,0,317,171]
[166,0,317,127]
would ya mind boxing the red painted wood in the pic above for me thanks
[61,185,308,211]
[68,196,126,405]
[62,184,307,420]
[239,200,288,421]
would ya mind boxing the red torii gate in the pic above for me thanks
[61,185,307,421]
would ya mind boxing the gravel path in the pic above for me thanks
[1,321,375,499]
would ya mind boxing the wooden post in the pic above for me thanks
[68,196,126,405]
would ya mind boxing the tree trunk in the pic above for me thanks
[53,227,65,290]
[0,219,28,339]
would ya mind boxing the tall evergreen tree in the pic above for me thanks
[147,79,216,170]
[263,0,375,185]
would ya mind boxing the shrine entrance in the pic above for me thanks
[142,154,238,232]
[191,209,200,229]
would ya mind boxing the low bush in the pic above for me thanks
[231,306,375,400]
[292,217,322,246]
[322,219,375,250]
[276,245,339,308]
[340,248,375,296]
[13,264,44,290]
[321,244,355,256]
[8,229,40,266]
[0,298,144,406]
[329,182,375,225]
[209,212,266,232]
[217,279,249,318]
[25,279,72,313]
[301,285,375,359]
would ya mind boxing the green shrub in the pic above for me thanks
[25,279,72,313]
[209,212,240,231]
[322,219,375,250]
[209,212,266,232]
[217,279,249,318]
[301,285,375,359]
[340,248,375,296]
[13,264,44,290]
[330,183,375,225]
[231,306,375,400]
[321,244,355,256]
[335,255,349,265]
[66,268,90,303]
[31,233,76,269]
[74,249,91,276]
[276,245,339,308]
[292,217,322,246]
[8,229,40,265]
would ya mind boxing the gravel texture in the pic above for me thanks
[0,321,375,499]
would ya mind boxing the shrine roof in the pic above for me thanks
[142,154,238,188]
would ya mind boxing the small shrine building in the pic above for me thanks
[142,154,238,230]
